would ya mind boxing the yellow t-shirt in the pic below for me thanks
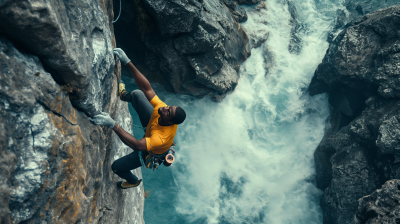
[145,95,178,154]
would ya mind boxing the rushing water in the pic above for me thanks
[122,0,346,223]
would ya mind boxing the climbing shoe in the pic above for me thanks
[119,79,126,100]
[116,179,142,189]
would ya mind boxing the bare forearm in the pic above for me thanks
[126,62,152,92]
[112,124,147,151]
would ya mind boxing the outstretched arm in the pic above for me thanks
[113,123,147,151]
[113,48,156,102]
[126,62,156,101]
[89,112,147,151]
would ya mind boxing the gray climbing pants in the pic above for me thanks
[111,90,153,184]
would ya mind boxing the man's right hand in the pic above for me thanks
[89,112,116,129]
[113,48,131,65]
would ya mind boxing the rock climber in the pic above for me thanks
[89,48,186,189]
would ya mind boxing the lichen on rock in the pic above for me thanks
[0,0,145,223]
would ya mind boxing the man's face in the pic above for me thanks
[158,106,177,123]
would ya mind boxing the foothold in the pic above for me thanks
[35,72,41,77]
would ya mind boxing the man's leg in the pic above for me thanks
[111,151,148,184]
[122,89,153,128]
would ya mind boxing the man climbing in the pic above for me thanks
[89,48,186,189]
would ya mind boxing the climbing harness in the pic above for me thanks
[132,123,177,170]
[112,0,122,23]
[139,144,176,171]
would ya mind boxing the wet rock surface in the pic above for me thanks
[0,0,115,117]
[0,0,144,223]
[333,0,400,34]
[355,179,400,224]
[309,5,400,224]
[113,0,254,99]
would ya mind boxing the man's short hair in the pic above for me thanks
[172,106,186,124]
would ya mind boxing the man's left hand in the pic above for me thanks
[89,112,116,129]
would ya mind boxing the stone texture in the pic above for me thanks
[355,179,400,224]
[0,0,145,223]
[237,0,261,5]
[332,0,400,34]
[0,0,115,116]
[223,0,248,23]
[113,0,252,99]
[310,6,400,98]
[309,5,400,224]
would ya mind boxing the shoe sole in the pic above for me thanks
[117,179,142,189]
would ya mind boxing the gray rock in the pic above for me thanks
[223,0,248,23]
[339,0,400,29]
[0,0,115,116]
[0,105,16,224]
[321,139,381,224]
[309,5,400,224]
[309,6,400,99]
[142,0,200,38]
[237,0,261,5]
[174,25,217,54]
[356,179,400,224]
[0,0,145,223]
[313,95,400,223]
[113,0,252,99]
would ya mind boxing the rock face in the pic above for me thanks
[333,0,400,33]
[355,179,400,224]
[113,0,253,99]
[0,0,144,223]
[309,6,400,224]
[309,5,400,224]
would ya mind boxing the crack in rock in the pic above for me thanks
[37,100,77,126]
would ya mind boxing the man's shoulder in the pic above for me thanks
[150,95,167,108]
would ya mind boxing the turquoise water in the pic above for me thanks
[122,0,346,223]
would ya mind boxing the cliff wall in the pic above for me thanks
[309,4,400,224]
[0,0,144,223]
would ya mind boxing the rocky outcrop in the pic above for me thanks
[0,0,144,223]
[309,5,400,224]
[356,179,400,224]
[331,0,400,41]
[113,0,254,100]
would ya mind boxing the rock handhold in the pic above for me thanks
[174,25,218,55]
[356,179,400,224]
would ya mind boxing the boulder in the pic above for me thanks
[310,6,400,100]
[113,0,252,99]
[335,0,400,31]
[356,179,400,224]
[313,95,400,223]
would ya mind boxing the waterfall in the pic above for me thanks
[123,0,345,223]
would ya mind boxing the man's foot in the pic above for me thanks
[119,79,126,100]
[116,179,142,189]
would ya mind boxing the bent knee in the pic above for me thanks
[111,162,119,174]
[132,89,145,98]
